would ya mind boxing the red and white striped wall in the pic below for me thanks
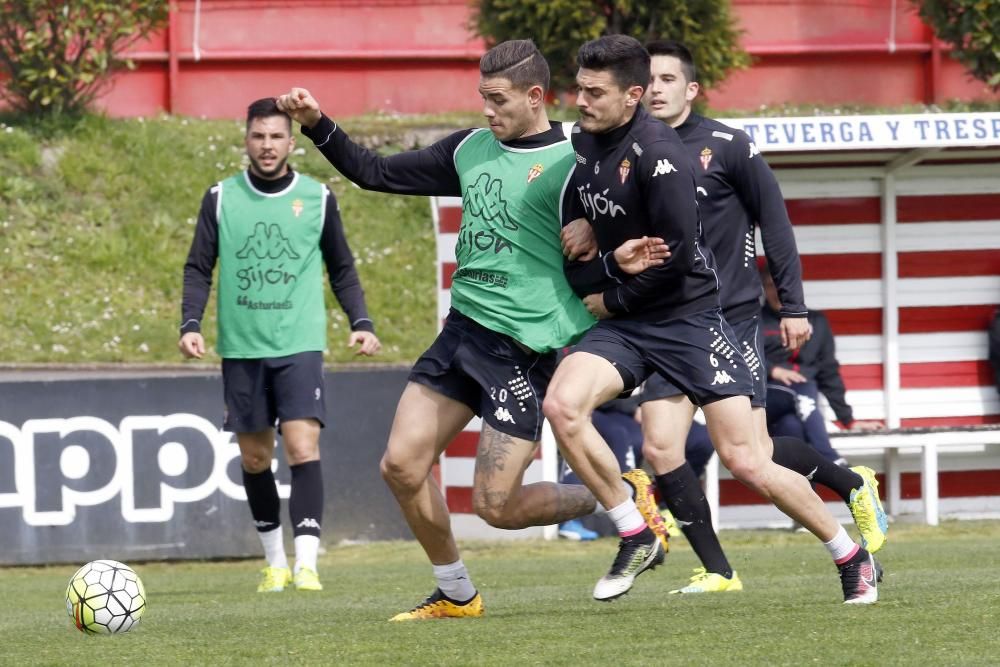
[770,173,1000,428]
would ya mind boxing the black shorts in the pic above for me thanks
[409,309,557,441]
[221,351,326,433]
[572,308,754,407]
[640,314,766,408]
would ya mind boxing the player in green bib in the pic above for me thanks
[179,98,381,594]
[278,40,670,619]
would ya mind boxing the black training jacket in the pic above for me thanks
[675,113,807,323]
[565,106,719,321]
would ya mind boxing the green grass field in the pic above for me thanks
[4,520,999,666]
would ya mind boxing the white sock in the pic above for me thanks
[294,535,320,573]
[606,499,647,537]
[593,482,637,515]
[824,526,860,564]
[432,559,476,602]
[258,526,288,569]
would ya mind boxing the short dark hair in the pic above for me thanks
[646,40,697,83]
[480,39,550,92]
[576,35,650,92]
[246,97,291,132]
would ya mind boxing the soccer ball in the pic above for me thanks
[65,560,146,634]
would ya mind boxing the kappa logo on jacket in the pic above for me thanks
[652,159,677,177]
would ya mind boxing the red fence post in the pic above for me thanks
[167,1,180,114]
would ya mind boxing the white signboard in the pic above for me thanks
[724,113,1000,152]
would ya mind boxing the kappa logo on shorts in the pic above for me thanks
[314,387,321,401]
[711,370,736,385]
[494,406,516,424]
[296,518,321,530]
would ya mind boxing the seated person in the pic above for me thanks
[760,266,881,465]
[558,396,716,540]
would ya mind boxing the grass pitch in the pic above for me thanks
[3,520,999,666]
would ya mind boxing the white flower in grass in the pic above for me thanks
[138,343,149,353]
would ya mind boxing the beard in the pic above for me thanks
[248,154,288,179]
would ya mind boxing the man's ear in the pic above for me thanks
[625,85,645,107]
[528,84,546,108]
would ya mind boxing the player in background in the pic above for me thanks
[545,35,882,605]
[179,98,382,593]
[621,41,889,594]
[277,39,670,620]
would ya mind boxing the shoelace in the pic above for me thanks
[851,489,875,534]
[610,539,652,575]
[688,567,710,583]
[410,592,443,612]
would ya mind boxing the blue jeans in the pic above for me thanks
[765,381,842,463]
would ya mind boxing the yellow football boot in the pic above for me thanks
[256,566,292,593]
[848,466,889,553]
[622,469,670,552]
[390,589,484,621]
[669,567,744,594]
[293,567,323,591]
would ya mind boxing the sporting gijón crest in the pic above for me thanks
[618,158,631,184]
[527,163,544,183]
[700,147,713,171]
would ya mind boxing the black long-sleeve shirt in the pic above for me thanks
[762,305,853,425]
[180,168,374,336]
[567,106,719,320]
[676,113,806,322]
[301,114,577,216]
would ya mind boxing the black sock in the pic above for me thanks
[289,461,324,538]
[771,436,863,503]
[655,462,732,578]
[243,467,281,533]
